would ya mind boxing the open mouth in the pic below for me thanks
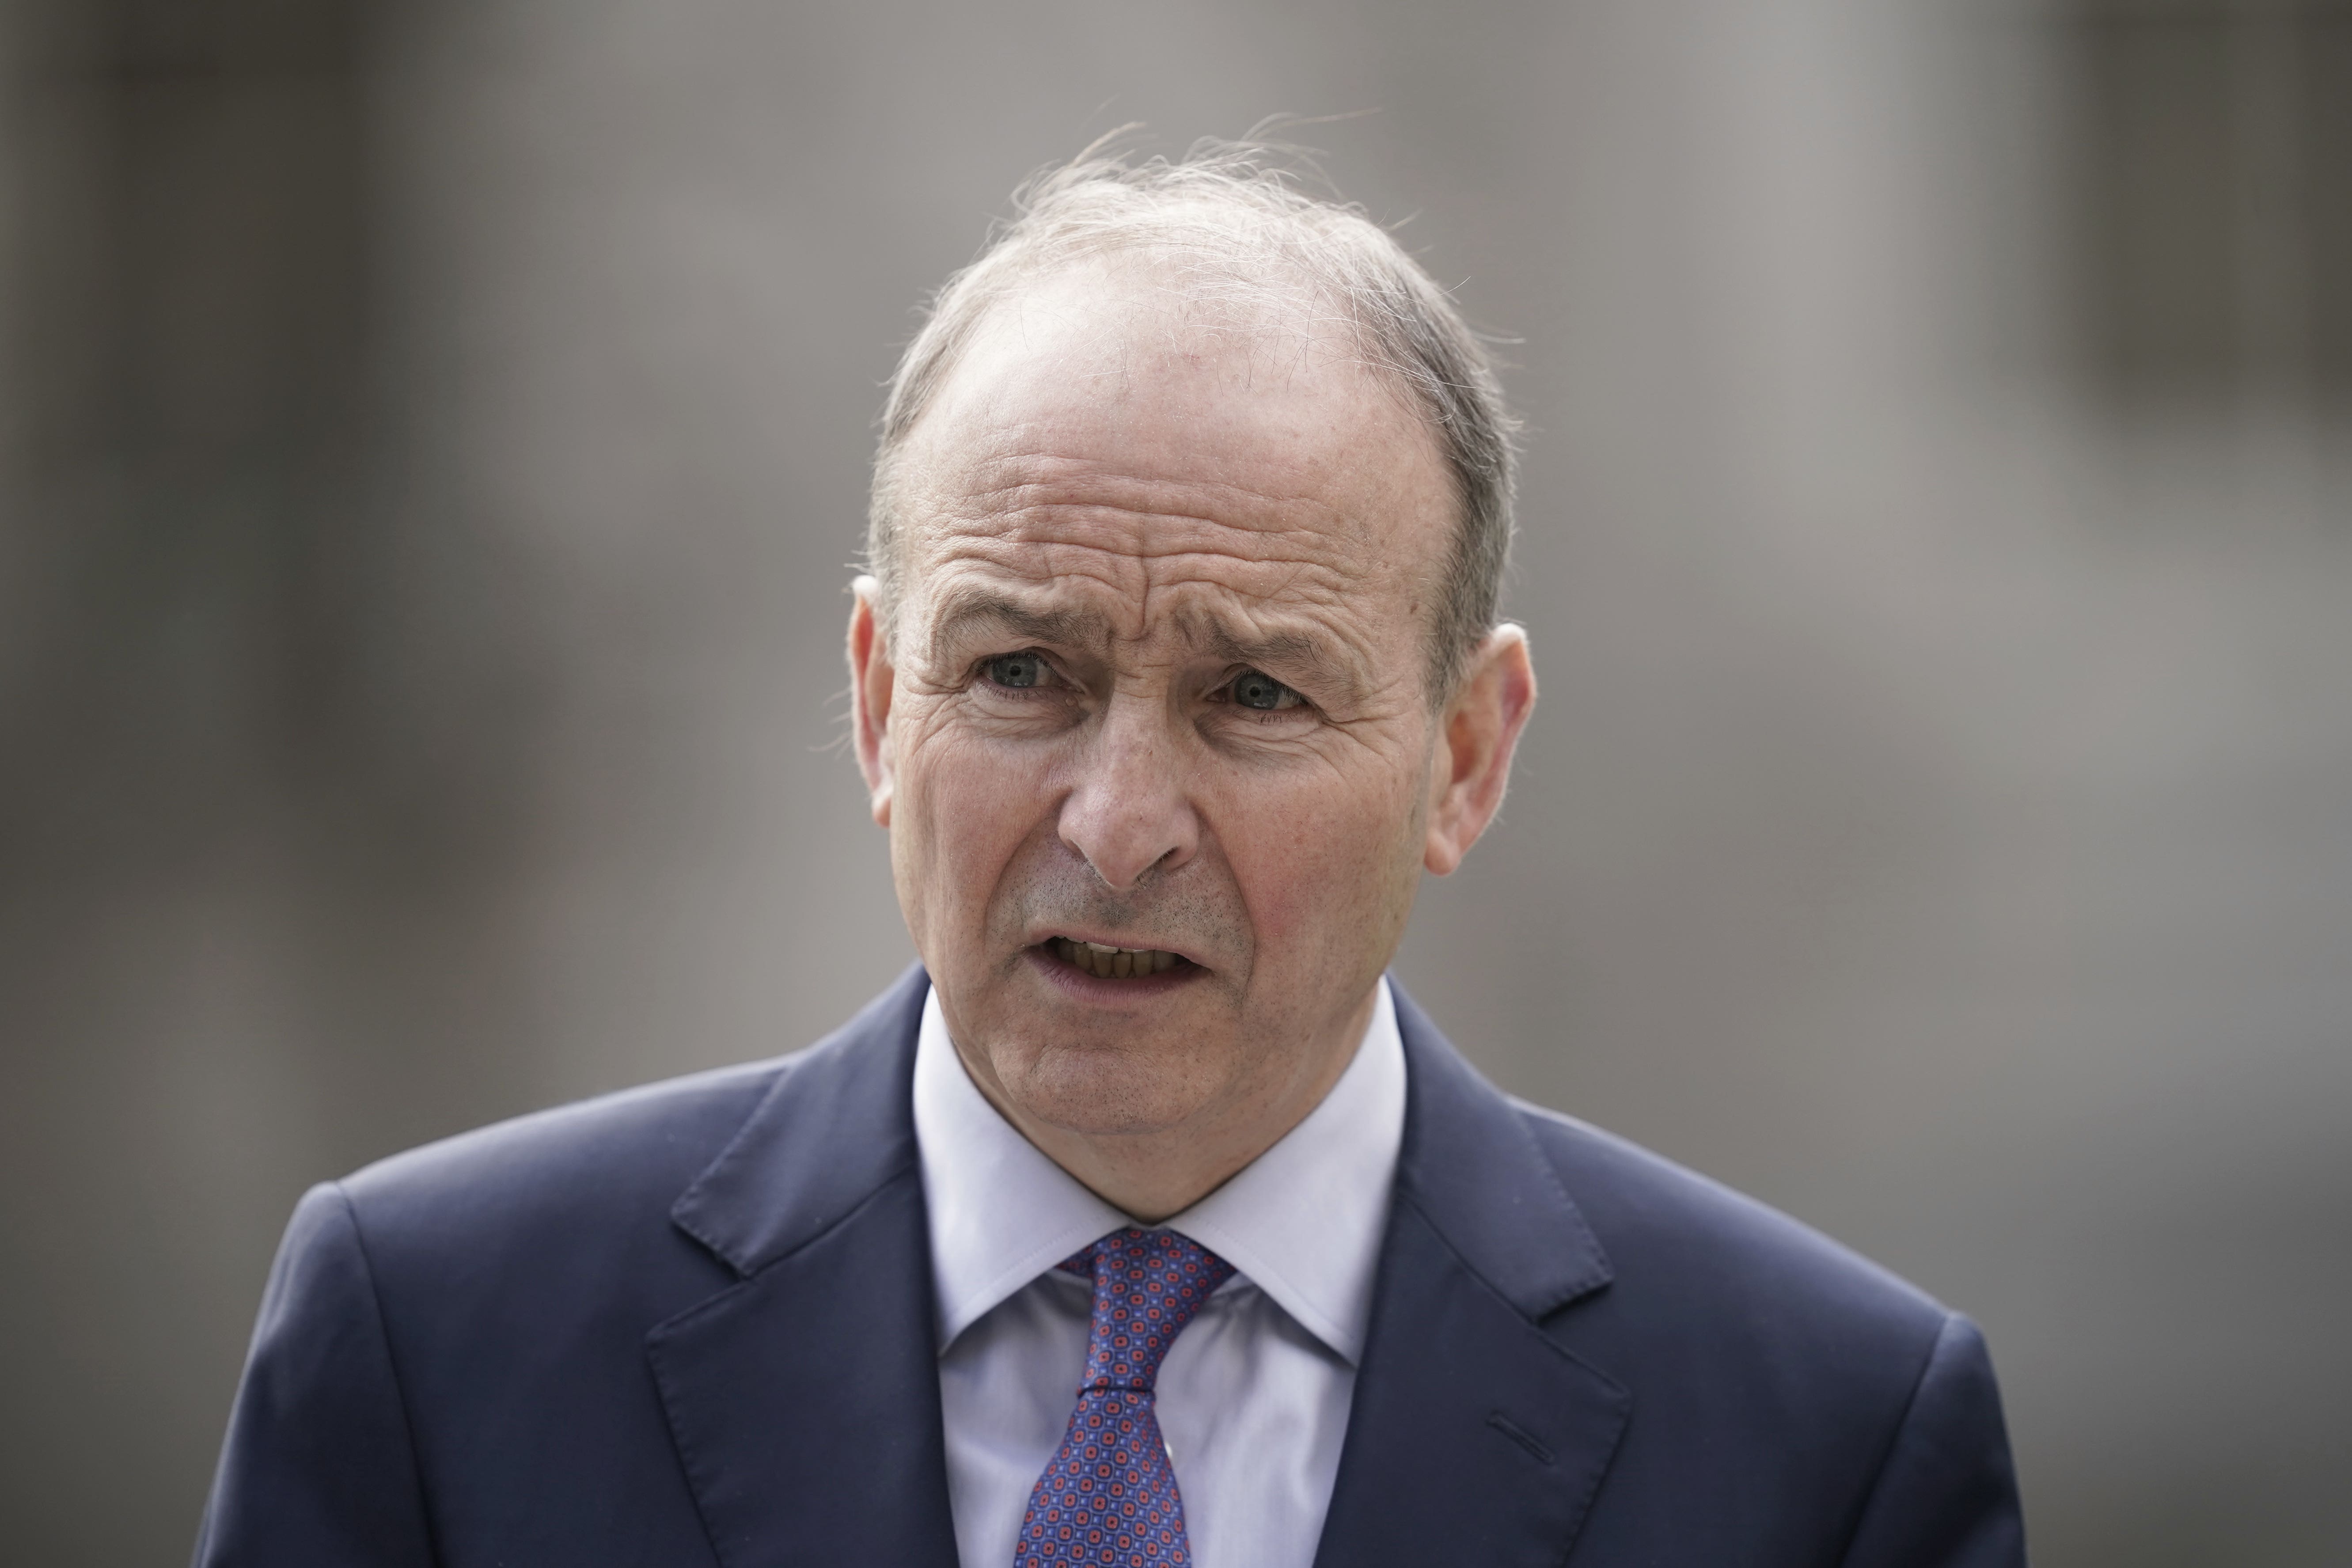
[1046,937,1192,980]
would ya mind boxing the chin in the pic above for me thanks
[999,1044,1228,1139]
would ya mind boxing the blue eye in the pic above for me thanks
[987,652,1045,689]
[1230,669,1295,710]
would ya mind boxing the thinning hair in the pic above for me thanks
[867,137,1518,699]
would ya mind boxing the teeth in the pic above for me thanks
[1051,938,1186,979]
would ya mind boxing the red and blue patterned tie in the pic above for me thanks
[1013,1227,1236,1567]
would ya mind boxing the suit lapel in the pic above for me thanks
[647,967,960,1568]
[1312,986,1630,1568]
[645,967,1626,1568]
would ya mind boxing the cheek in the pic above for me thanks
[893,715,1055,915]
[1214,760,1422,963]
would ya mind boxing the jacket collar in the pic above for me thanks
[1387,983,1613,1316]
[1309,985,1629,1568]
[668,965,932,1277]
[649,967,1627,1568]
[647,965,958,1568]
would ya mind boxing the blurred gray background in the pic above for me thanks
[3,0,2348,1562]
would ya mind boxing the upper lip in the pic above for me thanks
[1036,929,1205,968]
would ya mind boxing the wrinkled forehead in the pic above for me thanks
[887,261,1456,663]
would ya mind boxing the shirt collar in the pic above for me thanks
[912,978,1406,1367]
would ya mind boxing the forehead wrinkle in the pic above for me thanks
[931,482,1376,588]
[923,539,1391,706]
[949,460,1379,559]
[916,544,1382,687]
[904,410,1436,699]
[919,582,1115,666]
[926,488,1367,599]
[1174,605,1374,708]
[940,531,1364,637]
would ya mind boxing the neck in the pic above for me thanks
[960,986,1380,1223]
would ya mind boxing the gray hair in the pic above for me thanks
[867,138,1518,699]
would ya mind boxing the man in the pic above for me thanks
[197,148,2026,1568]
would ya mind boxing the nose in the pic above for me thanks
[1056,695,1199,892]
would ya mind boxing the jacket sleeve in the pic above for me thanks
[1836,1312,2028,1568]
[192,1182,438,1568]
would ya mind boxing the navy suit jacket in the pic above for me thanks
[196,968,2026,1566]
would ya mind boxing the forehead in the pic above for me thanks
[889,261,1454,660]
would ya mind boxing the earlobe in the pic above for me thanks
[1422,760,1465,876]
[1423,625,1536,876]
[847,577,896,828]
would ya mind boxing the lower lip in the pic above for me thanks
[1023,945,1207,1002]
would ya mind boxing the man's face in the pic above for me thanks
[854,263,1471,1154]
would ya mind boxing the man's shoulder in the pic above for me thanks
[333,1054,796,1265]
[1510,1097,1952,1348]
[1497,1098,2021,1562]
[311,968,930,1318]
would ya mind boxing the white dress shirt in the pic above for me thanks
[912,978,1407,1568]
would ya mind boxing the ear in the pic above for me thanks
[847,577,896,828]
[1423,624,1536,876]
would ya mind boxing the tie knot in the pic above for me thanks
[1062,1227,1234,1393]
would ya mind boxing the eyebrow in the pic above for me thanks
[923,587,1113,664]
[922,585,1371,705]
[1194,621,1346,684]
[1177,606,1373,708]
